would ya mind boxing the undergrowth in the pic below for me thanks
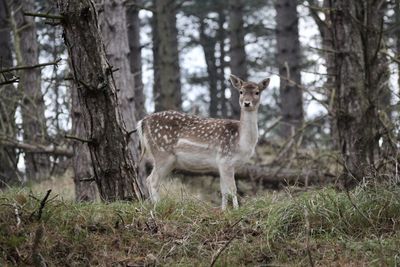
[1,183,400,266]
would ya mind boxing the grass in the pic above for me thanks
[1,183,400,266]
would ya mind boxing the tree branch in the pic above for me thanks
[0,58,62,74]
[23,12,63,20]
[0,137,73,157]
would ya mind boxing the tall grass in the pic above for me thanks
[1,183,400,266]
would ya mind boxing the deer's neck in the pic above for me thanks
[238,110,258,155]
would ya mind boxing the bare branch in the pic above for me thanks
[0,58,62,74]
[23,12,63,20]
[0,137,73,157]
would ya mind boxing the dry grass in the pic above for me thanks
[1,181,400,266]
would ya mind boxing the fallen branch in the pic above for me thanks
[173,163,334,189]
[0,137,73,157]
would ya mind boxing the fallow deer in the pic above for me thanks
[136,75,270,209]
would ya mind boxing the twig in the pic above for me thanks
[0,77,19,85]
[80,176,96,182]
[0,58,62,74]
[36,189,51,221]
[23,12,63,20]
[64,134,92,143]
[210,217,243,267]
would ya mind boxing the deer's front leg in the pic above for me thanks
[218,164,238,210]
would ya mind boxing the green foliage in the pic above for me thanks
[1,185,400,266]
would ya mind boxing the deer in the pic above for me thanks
[136,74,270,210]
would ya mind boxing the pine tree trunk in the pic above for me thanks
[0,0,19,186]
[217,10,228,118]
[228,0,247,119]
[71,79,97,202]
[127,3,146,119]
[10,0,51,181]
[331,0,393,185]
[56,0,143,201]
[96,0,142,177]
[275,0,303,138]
[199,18,219,118]
[154,0,182,111]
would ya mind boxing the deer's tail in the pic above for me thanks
[136,120,146,163]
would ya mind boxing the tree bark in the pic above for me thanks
[127,3,146,119]
[70,76,97,202]
[199,18,219,118]
[275,0,303,138]
[10,0,51,181]
[153,0,182,111]
[56,0,143,201]
[0,0,19,186]
[331,0,394,185]
[217,10,228,118]
[228,0,247,119]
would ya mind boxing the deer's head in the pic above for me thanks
[229,74,270,112]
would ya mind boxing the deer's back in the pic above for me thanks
[142,110,240,156]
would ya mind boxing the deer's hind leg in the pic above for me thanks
[147,153,176,203]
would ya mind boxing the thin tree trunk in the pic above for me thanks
[56,0,143,201]
[126,3,148,197]
[10,0,51,181]
[275,0,303,138]
[71,78,97,202]
[199,18,219,118]
[0,0,19,187]
[154,0,182,111]
[127,3,146,119]
[228,0,247,119]
[151,6,161,112]
[217,10,228,118]
[396,0,400,107]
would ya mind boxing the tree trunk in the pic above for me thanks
[127,3,146,119]
[56,0,143,201]
[96,0,146,189]
[331,0,394,185]
[217,10,228,118]
[275,0,303,138]
[228,0,247,119]
[0,0,19,187]
[10,0,51,181]
[126,3,148,197]
[199,18,219,118]
[71,77,97,202]
[154,0,182,111]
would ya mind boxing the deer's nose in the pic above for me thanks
[244,102,251,107]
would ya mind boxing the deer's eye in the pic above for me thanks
[240,91,243,95]
[255,91,259,95]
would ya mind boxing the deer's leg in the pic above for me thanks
[147,154,175,203]
[218,164,238,210]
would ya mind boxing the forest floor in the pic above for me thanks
[1,176,400,266]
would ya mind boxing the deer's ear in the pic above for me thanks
[229,74,244,90]
[258,78,270,91]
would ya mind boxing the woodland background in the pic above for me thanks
[0,0,400,265]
